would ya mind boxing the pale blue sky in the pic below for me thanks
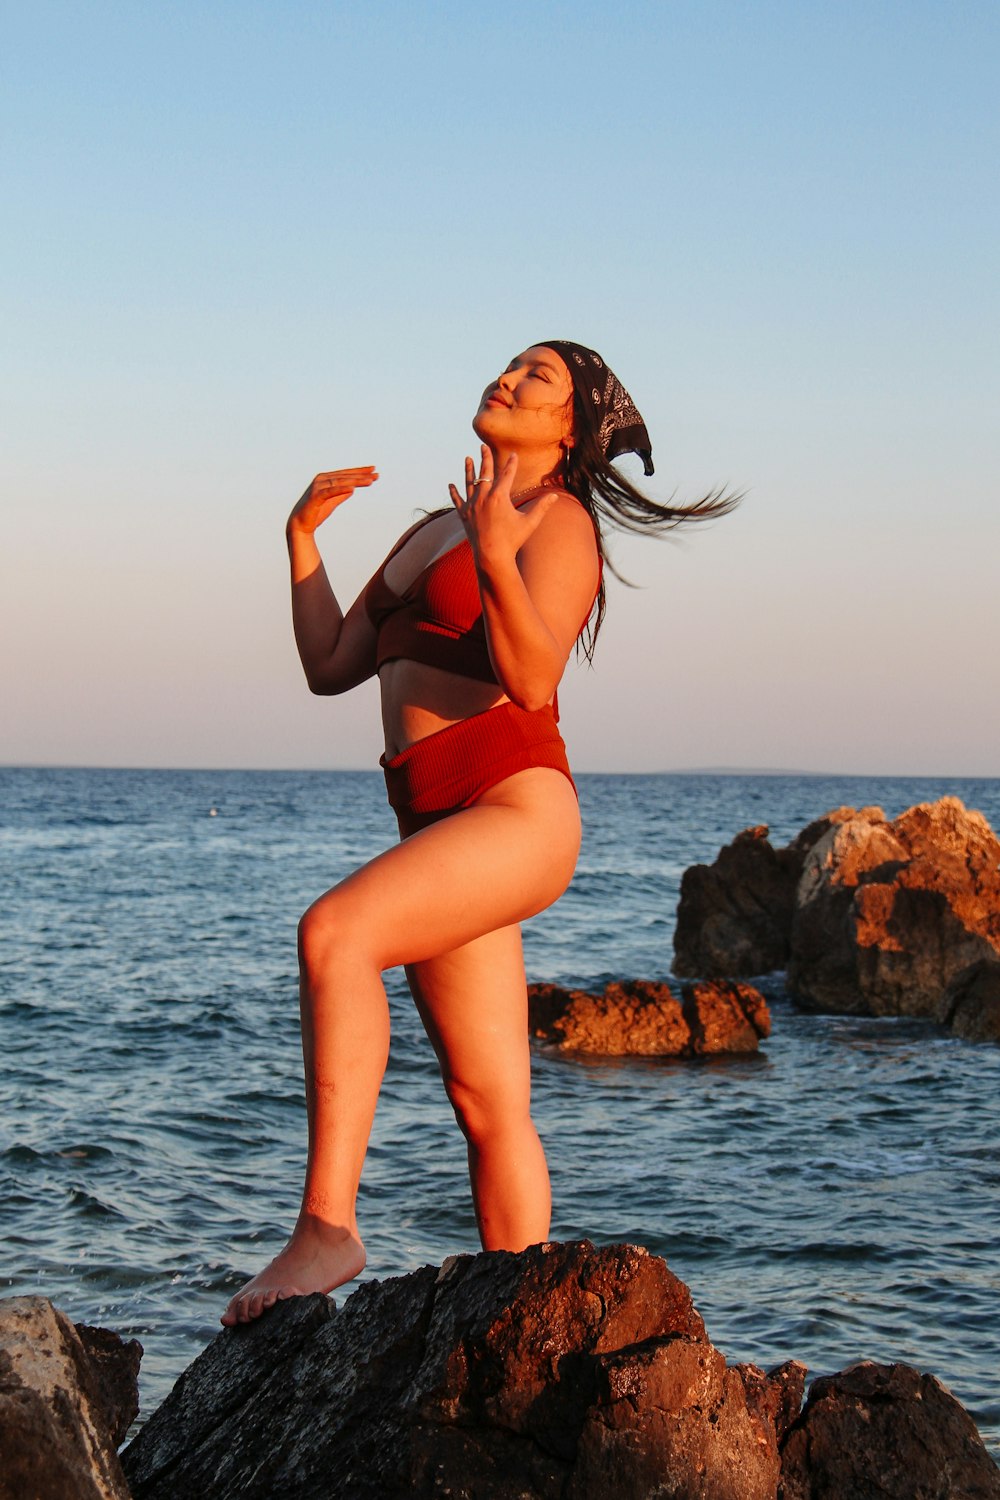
[4,1,998,773]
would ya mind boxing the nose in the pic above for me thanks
[496,370,516,391]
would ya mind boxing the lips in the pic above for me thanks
[485,391,511,408]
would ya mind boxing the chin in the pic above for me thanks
[472,408,499,442]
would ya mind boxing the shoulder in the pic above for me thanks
[531,490,599,557]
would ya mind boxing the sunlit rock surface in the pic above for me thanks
[0,1296,138,1500]
[120,1241,999,1499]
[527,977,770,1055]
[674,796,1000,1029]
[122,1241,787,1500]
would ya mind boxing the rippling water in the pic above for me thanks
[2,767,998,1460]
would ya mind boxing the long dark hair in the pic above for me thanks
[562,384,740,660]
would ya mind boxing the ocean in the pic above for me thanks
[2,766,998,1460]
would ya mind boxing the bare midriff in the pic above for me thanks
[378,659,511,760]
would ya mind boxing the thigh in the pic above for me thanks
[310,768,580,973]
[406,923,531,1111]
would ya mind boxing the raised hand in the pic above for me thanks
[287,466,379,537]
[447,447,559,565]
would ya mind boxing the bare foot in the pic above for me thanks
[220,1217,366,1326]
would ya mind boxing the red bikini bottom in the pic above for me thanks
[380,701,576,830]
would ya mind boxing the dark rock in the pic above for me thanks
[779,1359,1000,1498]
[123,1240,786,1499]
[527,979,769,1055]
[570,1338,781,1500]
[938,958,1000,1042]
[121,1289,335,1490]
[788,797,1000,1017]
[0,1295,132,1500]
[75,1321,143,1445]
[673,823,816,977]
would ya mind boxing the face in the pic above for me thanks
[473,345,575,453]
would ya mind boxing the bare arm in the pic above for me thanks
[286,467,380,695]
[449,452,600,712]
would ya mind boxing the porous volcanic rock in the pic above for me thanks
[938,958,1000,1042]
[788,797,1000,1016]
[123,1241,791,1500]
[527,978,770,1055]
[779,1360,1000,1498]
[0,1296,134,1500]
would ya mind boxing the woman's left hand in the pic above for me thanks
[448,448,559,566]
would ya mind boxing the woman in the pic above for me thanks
[222,341,733,1325]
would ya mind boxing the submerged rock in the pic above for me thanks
[527,978,770,1055]
[673,796,1000,1028]
[0,1296,136,1500]
[122,1241,790,1500]
[779,1360,1000,1498]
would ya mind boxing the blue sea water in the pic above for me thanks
[1,766,998,1461]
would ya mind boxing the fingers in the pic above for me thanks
[312,466,378,492]
[478,445,495,487]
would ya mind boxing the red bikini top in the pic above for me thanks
[363,502,601,687]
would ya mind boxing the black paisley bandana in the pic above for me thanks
[542,339,655,476]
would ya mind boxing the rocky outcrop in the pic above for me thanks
[673,797,1000,1026]
[122,1242,793,1500]
[0,1296,138,1500]
[672,824,811,977]
[779,1360,1000,1498]
[121,1243,999,1499]
[527,978,770,1055]
[789,798,1000,1017]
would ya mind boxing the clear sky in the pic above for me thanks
[3,1,998,774]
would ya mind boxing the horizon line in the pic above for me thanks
[3,763,998,781]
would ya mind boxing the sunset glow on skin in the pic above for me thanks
[221,345,600,1323]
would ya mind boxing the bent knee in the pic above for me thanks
[297,894,379,977]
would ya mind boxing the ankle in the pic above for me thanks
[296,1206,360,1244]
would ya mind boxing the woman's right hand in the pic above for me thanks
[286,466,379,537]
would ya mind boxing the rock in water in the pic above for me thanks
[789,797,1000,1016]
[0,1296,134,1500]
[122,1241,791,1500]
[780,1361,1000,1498]
[673,796,1000,1025]
[527,978,770,1055]
[673,824,809,977]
